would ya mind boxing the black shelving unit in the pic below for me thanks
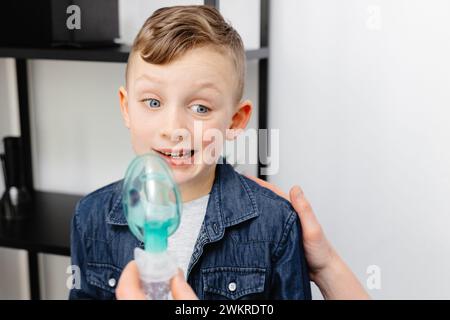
[0,0,269,300]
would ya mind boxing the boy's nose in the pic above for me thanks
[160,107,188,141]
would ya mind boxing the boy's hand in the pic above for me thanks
[245,175,370,300]
[116,261,198,300]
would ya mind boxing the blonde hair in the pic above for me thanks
[126,5,246,103]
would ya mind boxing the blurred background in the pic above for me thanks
[0,0,449,299]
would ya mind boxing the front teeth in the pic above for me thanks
[160,150,191,158]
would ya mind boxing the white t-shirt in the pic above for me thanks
[168,193,210,279]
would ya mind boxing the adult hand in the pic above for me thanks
[116,261,198,300]
[245,175,370,300]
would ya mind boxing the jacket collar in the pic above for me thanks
[202,161,259,241]
[106,160,260,239]
[105,179,127,225]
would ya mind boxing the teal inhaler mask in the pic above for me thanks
[122,151,182,299]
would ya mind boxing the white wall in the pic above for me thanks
[269,0,450,299]
[0,0,259,299]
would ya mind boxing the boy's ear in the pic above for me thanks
[119,86,130,129]
[227,100,253,140]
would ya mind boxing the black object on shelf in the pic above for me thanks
[0,0,119,48]
[0,137,32,221]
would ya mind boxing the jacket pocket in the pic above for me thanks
[201,267,267,300]
[86,262,122,299]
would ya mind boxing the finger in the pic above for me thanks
[244,175,289,201]
[171,269,198,300]
[289,186,322,238]
[116,261,146,300]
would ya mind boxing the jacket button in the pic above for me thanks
[228,282,237,292]
[108,278,116,287]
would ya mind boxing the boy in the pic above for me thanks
[69,5,311,300]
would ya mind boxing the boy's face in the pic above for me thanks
[119,46,252,200]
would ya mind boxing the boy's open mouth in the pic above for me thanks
[153,148,196,161]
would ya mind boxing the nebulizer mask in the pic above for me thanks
[122,151,182,300]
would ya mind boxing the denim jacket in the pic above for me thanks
[69,162,311,300]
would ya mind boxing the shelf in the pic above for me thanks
[0,191,82,256]
[0,45,269,63]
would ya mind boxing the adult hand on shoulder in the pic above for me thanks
[245,175,370,300]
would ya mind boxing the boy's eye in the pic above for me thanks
[144,98,161,108]
[190,104,210,114]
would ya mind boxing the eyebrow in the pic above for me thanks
[135,73,163,85]
[192,81,222,94]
